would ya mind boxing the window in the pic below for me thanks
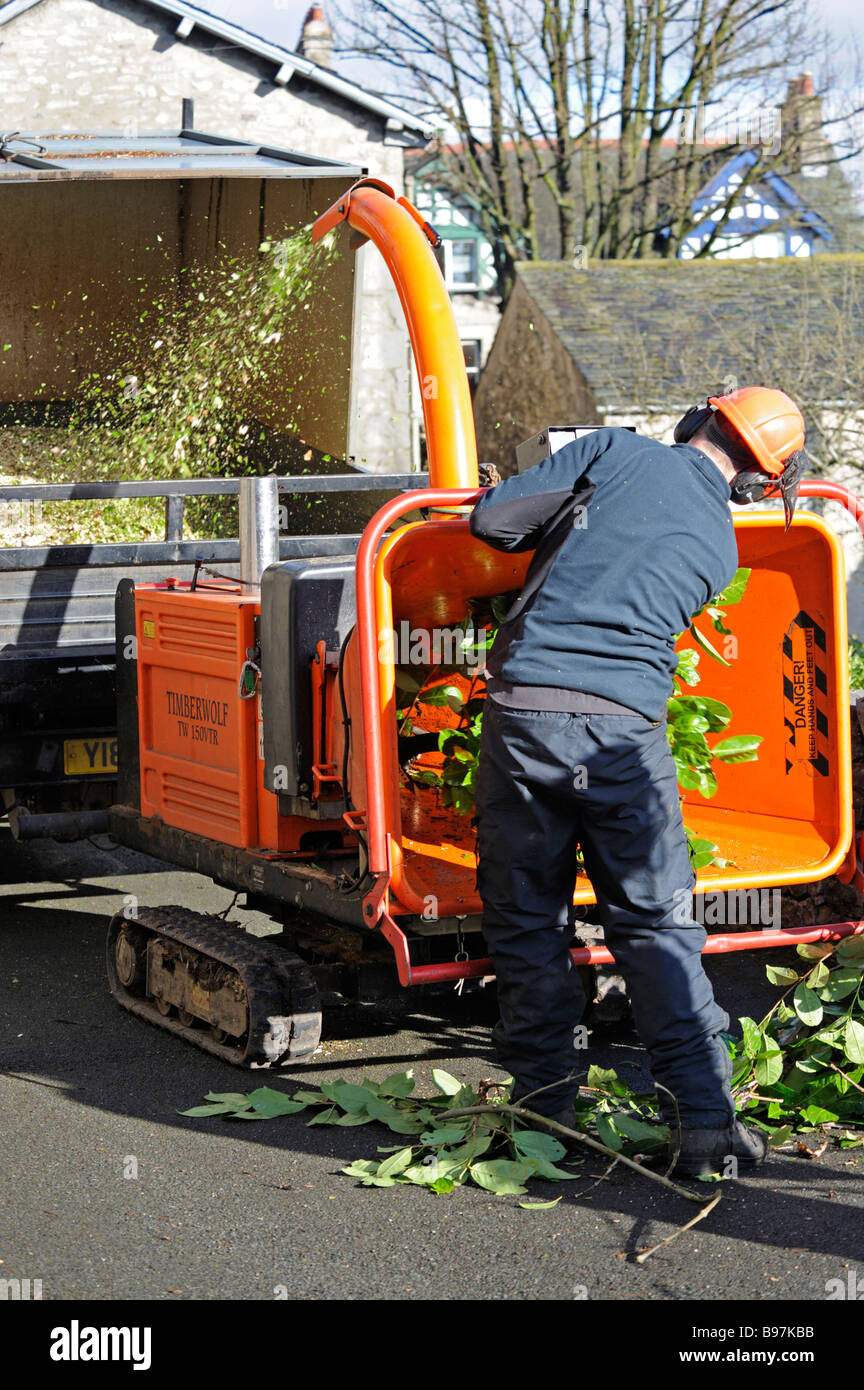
[462,340,482,393]
[447,237,479,288]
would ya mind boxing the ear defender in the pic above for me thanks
[673,402,713,444]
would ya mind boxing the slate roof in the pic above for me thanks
[516,255,864,411]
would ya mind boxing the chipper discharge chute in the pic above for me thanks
[108,178,864,1065]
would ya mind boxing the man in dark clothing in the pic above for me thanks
[469,387,808,1177]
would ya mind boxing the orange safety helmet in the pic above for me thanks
[708,387,805,477]
[674,386,808,529]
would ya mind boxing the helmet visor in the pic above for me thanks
[770,449,808,530]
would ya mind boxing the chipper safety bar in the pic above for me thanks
[307,179,864,984]
[108,176,864,1066]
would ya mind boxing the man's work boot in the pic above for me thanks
[670,1119,768,1178]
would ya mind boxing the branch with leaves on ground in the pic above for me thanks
[181,933,864,1211]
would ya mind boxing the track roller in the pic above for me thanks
[106,905,321,1067]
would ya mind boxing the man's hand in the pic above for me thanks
[478,462,501,488]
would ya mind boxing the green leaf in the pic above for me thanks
[394,669,423,694]
[688,622,731,666]
[306,1106,341,1125]
[716,568,751,606]
[470,1160,534,1195]
[755,1036,784,1086]
[364,1097,425,1134]
[843,1019,864,1066]
[793,981,823,1027]
[401,1163,444,1186]
[806,960,831,990]
[712,735,762,763]
[765,965,800,986]
[739,1017,763,1060]
[595,1113,624,1152]
[431,1069,463,1096]
[767,1125,794,1148]
[178,1103,236,1117]
[836,935,864,964]
[289,1090,327,1105]
[247,1086,308,1116]
[446,1135,494,1165]
[333,1111,376,1126]
[341,1160,379,1179]
[797,942,835,961]
[586,1065,625,1094]
[612,1113,667,1144]
[794,1046,833,1073]
[523,1156,581,1181]
[677,764,718,798]
[376,1070,416,1098]
[204,1092,254,1108]
[419,1125,470,1146]
[423,683,464,711]
[519,1197,563,1210]
[320,1081,374,1114]
[377,1147,415,1178]
[430,1177,456,1194]
[800,1104,840,1124]
[682,695,732,730]
[512,1130,567,1162]
[820,969,862,1002]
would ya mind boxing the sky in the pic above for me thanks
[198,1,309,51]
[202,0,864,76]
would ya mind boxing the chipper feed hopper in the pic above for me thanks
[109,178,864,1067]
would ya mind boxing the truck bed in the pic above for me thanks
[0,473,427,826]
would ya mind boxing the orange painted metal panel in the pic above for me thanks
[136,583,259,849]
[355,508,851,918]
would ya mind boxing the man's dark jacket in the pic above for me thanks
[469,427,739,721]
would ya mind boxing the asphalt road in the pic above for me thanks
[1,825,863,1304]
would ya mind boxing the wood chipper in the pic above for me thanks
[108,176,864,1067]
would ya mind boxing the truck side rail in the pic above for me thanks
[0,473,429,664]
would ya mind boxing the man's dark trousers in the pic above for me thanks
[474,699,735,1126]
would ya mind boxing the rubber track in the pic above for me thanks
[106,905,321,1068]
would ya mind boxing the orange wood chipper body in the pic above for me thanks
[108,178,864,1066]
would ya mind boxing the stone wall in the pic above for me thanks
[0,0,414,472]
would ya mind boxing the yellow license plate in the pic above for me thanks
[63,737,118,777]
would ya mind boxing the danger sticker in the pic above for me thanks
[783,610,829,776]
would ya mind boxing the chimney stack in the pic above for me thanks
[297,6,334,69]
[780,72,828,174]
